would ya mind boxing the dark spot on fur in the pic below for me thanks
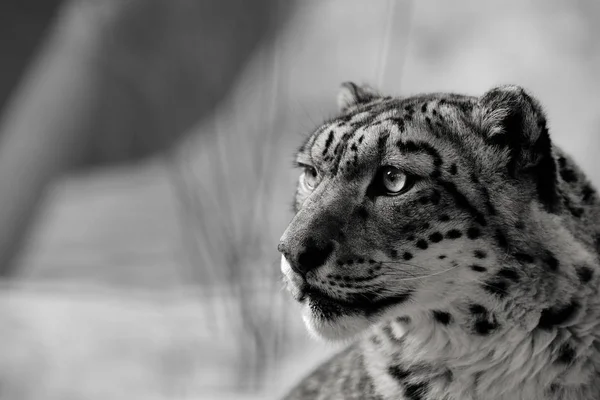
[449,164,458,175]
[439,214,450,222]
[322,130,335,155]
[514,253,534,263]
[416,239,429,250]
[333,142,341,155]
[559,168,578,183]
[497,268,519,282]
[421,103,428,113]
[377,131,390,154]
[430,170,441,179]
[474,250,487,259]
[576,266,593,283]
[425,116,435,132]
[528,117,559,212]
[407,235,416,241]
[569,205,584,218]
[430,190,441,205]
[548,384,562,395]
[422,222,430,230]
[403,224,416,233]
[582,184,595,204]
[474,319,499,335]
[458,101,474,112]
[429,232,443,243]
[538,301,580,330]
[403,252,413,261]
[443,368,454,383]
[438,255,447,260]
[418,196,429,205]
[469,304,499,335]
[390,117,406,133]
[515,221,525,230]
[446,229,462,239]
[556,343,576,364]
[432,310,452,325]
[388,365,411,382]
[390,249,398,258]
[467,227,481,239]
[405,382,428,400]
[469,304,487,314]
[495,230,509,249]
[558,156,567,168]
[481,188,498,216]
[470,265,487,272]
[356,206,369,220]
[544,252,559,271]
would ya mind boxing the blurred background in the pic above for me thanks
[0,1,598,399]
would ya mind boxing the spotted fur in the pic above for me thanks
[278,83,600,400]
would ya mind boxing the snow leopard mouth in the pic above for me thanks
[300,286,413,319]
[281,256,412,319]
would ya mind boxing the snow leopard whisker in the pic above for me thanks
[369,264,462,282]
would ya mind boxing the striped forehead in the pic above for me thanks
[305,114,392,174]
[296,94,478,178]
[299,106,416,172]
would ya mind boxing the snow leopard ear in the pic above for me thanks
[337,82,379,113]
[476,85,559,213]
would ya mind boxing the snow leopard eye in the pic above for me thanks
[380,166,411,195]
[300,166,319,191]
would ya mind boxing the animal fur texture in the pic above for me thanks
[278,83,600,400]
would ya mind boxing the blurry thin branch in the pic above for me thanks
[376,0,397,88]
[378,0,414,90]
[163,22,291,389]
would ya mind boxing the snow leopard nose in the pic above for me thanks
[278,185,351,276]
[278,237,335,276]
